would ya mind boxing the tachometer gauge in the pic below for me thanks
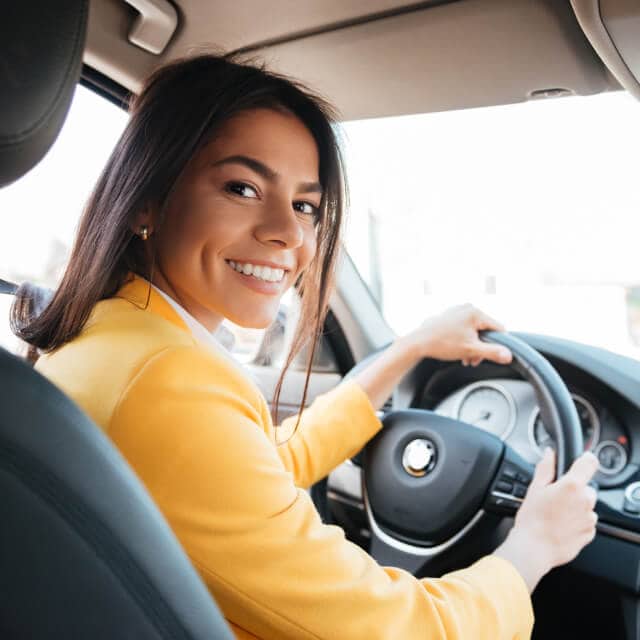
[456,382,516,440]
[529,394,600,454]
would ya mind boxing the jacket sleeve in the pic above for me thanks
[109,346,534,640]
[275,379,382,488]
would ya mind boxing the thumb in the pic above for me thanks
[529,447,556,490]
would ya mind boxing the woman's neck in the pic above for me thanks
[149,269,224,333]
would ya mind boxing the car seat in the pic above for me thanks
[0,3,234,638]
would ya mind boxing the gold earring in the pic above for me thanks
[140,225,149,241]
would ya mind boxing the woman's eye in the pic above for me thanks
[225,182,259,199]
[294,201,319,217]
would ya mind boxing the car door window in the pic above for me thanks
[0,85,129,352]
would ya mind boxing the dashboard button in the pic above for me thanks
[516,473,530,484]
[496,480,514,493]
[513,485,527,498]
[502,466,517,479]
[487,493,520,515]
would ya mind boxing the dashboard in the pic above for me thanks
[405,334,640,494]
[326,332,640,595]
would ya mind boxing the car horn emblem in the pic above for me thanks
[402,438,437,477]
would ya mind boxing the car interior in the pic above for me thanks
[2,0,640,638]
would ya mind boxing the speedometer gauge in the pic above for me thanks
[456,382,516,440]
[529,393,600,454]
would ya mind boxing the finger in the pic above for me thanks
[469,341,512,365]
[529,447,556,489]
[470,356,483,367]
[474,309,506,333]
[565,452,600,485]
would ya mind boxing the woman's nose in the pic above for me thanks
[254,200,304,248]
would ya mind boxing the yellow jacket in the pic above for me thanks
[36,275,534,639]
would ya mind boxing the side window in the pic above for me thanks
[0,85,129,353]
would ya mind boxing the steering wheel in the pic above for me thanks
[323,331,585,575]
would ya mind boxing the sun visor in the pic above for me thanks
[571,0,640,100]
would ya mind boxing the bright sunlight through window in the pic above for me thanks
[342,91,640,361]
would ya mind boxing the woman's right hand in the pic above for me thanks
[494,448,600,593]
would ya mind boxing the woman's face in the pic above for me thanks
[150,108,321,331]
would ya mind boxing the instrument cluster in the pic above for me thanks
[430,379,631,480]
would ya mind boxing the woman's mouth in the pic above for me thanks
[225,260,287,283]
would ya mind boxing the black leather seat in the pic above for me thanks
[0,3,233,638]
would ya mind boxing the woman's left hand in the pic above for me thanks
[404,303,512,366]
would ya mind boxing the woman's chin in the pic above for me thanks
[226,309,279,330]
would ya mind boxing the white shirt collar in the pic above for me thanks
[151,284,220,349]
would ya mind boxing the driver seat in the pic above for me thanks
[0,3,233,638]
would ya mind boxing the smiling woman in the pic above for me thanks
[7,53,600,640]
[12,54,344,417]
[141,109,322,332]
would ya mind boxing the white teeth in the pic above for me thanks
[226,260,286,283]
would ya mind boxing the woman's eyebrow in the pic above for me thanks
[212,154,322,194]
[298,180,323,194]
[213,155,276,180]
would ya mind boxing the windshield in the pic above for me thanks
[342,91,640,361]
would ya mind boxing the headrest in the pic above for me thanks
[0,1,88,187]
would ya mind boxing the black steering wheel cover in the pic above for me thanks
[481,331,583,476]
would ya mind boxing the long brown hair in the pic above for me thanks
[11,53,346,430]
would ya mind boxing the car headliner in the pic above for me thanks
[85,0,639,122]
